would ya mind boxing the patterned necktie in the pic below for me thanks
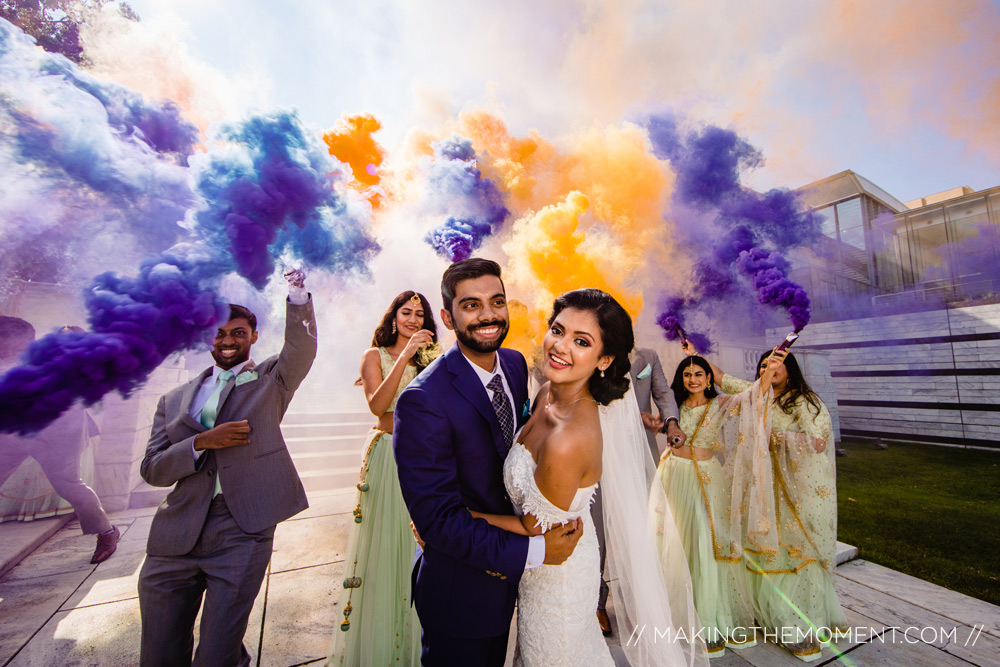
[487,374,514,454]
[200,370,235,429]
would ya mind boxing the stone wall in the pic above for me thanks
[92,363,189,511]
[768,303,1000,449]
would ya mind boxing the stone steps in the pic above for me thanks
[284,413,370,495]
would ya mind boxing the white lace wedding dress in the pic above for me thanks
[503,441,615,667]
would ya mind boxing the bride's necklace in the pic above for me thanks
[544,396,597,411]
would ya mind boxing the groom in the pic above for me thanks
[394,258,583,666]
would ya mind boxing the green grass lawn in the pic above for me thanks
[836,439,1000,606]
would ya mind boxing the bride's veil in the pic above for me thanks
[599,383,709,667]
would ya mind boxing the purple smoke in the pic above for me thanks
[654,298,715,354]
[422,136,509,262]
[645,112,817,347]
[0,108,380,434]
[736,249,810,332]
[0,253,226,435]
[192,111,380,289]
[1,18,199,282]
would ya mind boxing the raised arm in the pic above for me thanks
[393,386,530,581]
[361,331,434,418]
[758,348,787,397]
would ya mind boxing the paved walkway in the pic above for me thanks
[0,491,997,666]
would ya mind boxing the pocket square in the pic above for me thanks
[521,398,531,419]
[234,371,258,386]
[637,363,652,379]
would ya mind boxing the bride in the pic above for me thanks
[473,289,708,667]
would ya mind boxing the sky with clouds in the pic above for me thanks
[105,0,1000,206]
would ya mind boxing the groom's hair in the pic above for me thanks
[228,304,257,332]
[441,258,504,314]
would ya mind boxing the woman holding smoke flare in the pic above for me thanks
[327,291,441,667]
[696,347,849,662]
[649,346,786,658]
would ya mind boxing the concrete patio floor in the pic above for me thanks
[1,491,997,667]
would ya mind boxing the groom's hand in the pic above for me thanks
[542,517,584,565]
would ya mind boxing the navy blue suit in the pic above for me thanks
[393,343,530,661]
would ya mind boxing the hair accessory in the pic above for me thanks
[409,294,421,306]
[391,321,396,334]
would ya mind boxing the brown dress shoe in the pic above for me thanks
[597,608,612,637]
[91,526,120,564]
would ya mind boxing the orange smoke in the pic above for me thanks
[323,114,387,208]
[450,111,678,358]
[502,191,646,361]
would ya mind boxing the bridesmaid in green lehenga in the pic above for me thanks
[328,291,441,667]
[709,351,849,663]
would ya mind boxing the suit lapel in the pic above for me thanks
[180,368,212,432]
[445,345,506,457]
[215,359,255,420]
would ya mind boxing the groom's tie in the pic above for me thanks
[199,369,234,497]
[200,369,235,429]
[487,374,514,454]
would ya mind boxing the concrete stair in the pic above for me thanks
[282,412,374,495]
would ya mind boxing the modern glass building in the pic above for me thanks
[793,170,1000,319]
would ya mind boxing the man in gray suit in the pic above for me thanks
[137,272,316,667]
[630,347,685,463]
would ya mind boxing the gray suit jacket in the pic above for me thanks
[141,298,316,556]
[629,348,678,463]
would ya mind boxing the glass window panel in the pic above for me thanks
[836,198,864,230]
[815,206,836,238]
[914,224,949,282]
[989,192,1000,225]
[840,224,866,249]
[946,198,998,281]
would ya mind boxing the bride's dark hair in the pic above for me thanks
[547,288,634,405]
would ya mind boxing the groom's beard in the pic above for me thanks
[455,319,509,354]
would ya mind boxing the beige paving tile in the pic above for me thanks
[937,622,1000,667]
[60,538,146,610]
[1,522,129,582]
[294,489,357,520]
[835,577,950,647]
[739,606,885,667]
[105,505,161,521]
[0,516,73,578]
[7,597,141,667]
[258,561,344,667]
[118,515,154,543]
[0,570,97,664]
[270,513,349,574]
[836,560,1000,639]
[840,635,971,666]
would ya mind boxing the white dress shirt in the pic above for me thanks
[460,350,545,570]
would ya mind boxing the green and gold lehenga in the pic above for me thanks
[327,348,421,666]
[649,379,777,648]
[722,375,849,639]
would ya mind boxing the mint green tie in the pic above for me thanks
[200,370,235,429]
